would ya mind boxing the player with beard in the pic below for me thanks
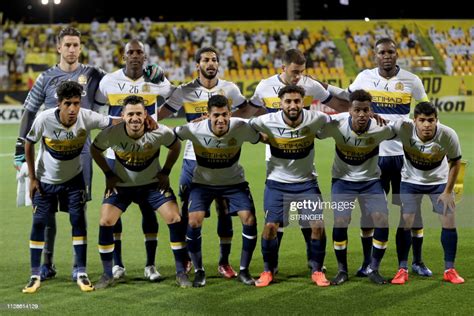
[157,47,251,279]
[94,39,173,282]
[249,85,331,287]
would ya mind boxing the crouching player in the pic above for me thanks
[174,95,260,287]
[23,81,116,293]
[391,102,464,284]
[90,95,190,289]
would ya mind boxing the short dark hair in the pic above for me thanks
[123,95,145,107]
[56,81,83,102]
[350,89,372,103]
[283,49,306,66]
[278,85,305,99]
[207,95,230,112]
[57,26,81,44]
[375,37,397,49]
[195,47,220,63]
[414,101,438,118]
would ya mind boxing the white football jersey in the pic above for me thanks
[249,109,330,183]
[26,108,111,184]
[92,122,177,187]
[94,68,174,159]
[174,118,260,186]
[317,113,396,181]
[164,78,247,160]
[393,119,461,185]
[249,74,332,112]
[348,67,428,156]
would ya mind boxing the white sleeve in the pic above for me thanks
[249,81,265,107]
[26,113,45,143]
[173,123,193,141]
[92,127,112,151]
[165,86,184,113]
[227,83,247,109]
[307,78,331,103]
[248,116,265,132]
[94,76,108,105]
[412,75,428,102]
[85,109,112,130]
[445,127,462,160]
[159,125,178,147]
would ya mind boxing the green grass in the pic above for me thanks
[0,113,473,315]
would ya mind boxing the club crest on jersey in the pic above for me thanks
[77,129,87,137]
[142,83,151,93]
[431,144,441,154]
[144,143,153,150]
[78,75,87,85]
[395,82,404,91]
[228,138,237,146]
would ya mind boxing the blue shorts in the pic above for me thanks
[33,173,87,221]
[264,179,323,226]
[188,182,255,216]
[103,183,177,212]
[332,178,388,218]
[400,182,449,215]
[378,155,403,205]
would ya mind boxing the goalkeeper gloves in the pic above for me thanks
[14,137,26,170]
[144,64,165,84]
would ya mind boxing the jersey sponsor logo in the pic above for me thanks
[193,145,241,169]
[335,144,379,165]
[403,145,446,171]
[43,134,87,160]
[114,147,160,172]
[269,135,314,160]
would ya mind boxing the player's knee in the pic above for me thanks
[334,216,350,228]
[240,211,256,226]
[440,214,456,229]
[401,213,415,228]
[371,212,388,227]
[262,223,278,239]
[99,216,117,227]
[311,226,325,239]
[188,213,203,228]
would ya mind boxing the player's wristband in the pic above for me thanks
[104,170,115,179]
[159,168,171,176]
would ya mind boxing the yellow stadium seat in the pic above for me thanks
[261,68,269,77]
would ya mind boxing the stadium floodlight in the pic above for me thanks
[40,0,61,24]
[364,17,370,22]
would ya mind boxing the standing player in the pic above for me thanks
[391,102,464,284]
[174,95,260,287]
[249,48,349,271]
[327,38,431,277]
[91,96,190,289]
[94,39,172,282]
[317,90,396,285]
[249,85,331,287]
[157,47,250,278]
[14,26,106,282]
[22,81,114,293]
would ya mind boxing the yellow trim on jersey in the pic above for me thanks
[183,101,209,114]
[372,239,388,249]
[193,145,240,159]
[368,90,412,105]
[44,136,87,152]
[115,150,158,165]
[270,135,314,149]
[107,94,157,106]
[403,146,445,163]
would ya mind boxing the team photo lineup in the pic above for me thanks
[11,22,468,297]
